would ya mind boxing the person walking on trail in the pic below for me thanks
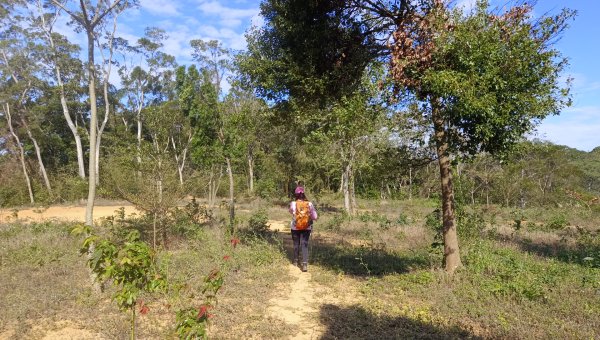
[289,186,318,272]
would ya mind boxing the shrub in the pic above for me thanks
[544,213,568,230]
[248,209,270,234]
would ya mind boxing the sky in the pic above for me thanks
[56,0,600,152]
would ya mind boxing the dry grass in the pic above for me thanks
[1,198,599,339]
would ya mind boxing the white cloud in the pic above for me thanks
[534,106,600,151]
[196,1,259,28]
[140,0,180,16]
[573,75,600,94]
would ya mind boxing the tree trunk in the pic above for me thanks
[21,117,52,195]
[225,157,235,227]
[84,28,101,293]
[95,7,118,185]
[349,168,357,215]
[432,101,462,274]
[171,132,192,186]
[85,30,98,228]
[342,163,351,214]
[208,165,222,207]
[5,104,34,204]
[136,108,142,166]
[349,144,357,214]
[408,167,413,200]
[519,168,526,209]
[248,150,254,195]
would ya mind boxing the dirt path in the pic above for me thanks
[0,204,140,223]
[266,220,323,339]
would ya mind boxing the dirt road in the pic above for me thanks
[0,204,140,223]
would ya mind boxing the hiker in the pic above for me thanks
[289,186,318,272]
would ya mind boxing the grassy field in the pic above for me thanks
[0,197,599,339]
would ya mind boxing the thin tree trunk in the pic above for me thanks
[519,168,526,209]
[24,121,52,195]
[247,150,254,194]
[85,30,98,227]
[408,167,413,200]
[97,5,120,185]
[19,115,51,194]
[349,145,356,215]
[208,165,222,207]
[225,157,235,227]
[84,28,101,293]
[349,167,356,215]
[342,163,351,214]
[171,132,192,185]
[432,101,462,274]
[1,39,51,196]
[5,103,34,204]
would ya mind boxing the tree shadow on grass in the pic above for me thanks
[489,230,600,268]
[319,304,482,340]
[309,235,431,277]
[272,228,431,276]
[317,203,343,213]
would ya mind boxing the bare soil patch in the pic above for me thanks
[0,204,141,223]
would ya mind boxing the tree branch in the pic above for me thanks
[50,0,85,26]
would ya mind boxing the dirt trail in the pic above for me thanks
[267,220,323,339]
[0,204,140,223]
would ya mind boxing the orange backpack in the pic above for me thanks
[295,200,310,230]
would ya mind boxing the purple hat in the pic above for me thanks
[294,186,305,195]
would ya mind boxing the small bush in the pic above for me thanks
[395,213,409,226]
[544,214,568,230]
[255,179,278,199]
[321,213,347,232]
[248,209,270,234]
[456,207,485,240]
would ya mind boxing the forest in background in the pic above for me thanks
[1,0,597,212]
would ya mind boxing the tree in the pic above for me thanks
[239,0,377,108]
[120,27,176,172]
[50,0,136,227]
[191,39,237,226]
[50,0,137,293]
[177,65,223,207]
[0,18,52,201]
[305,66,387,214]
[238,0,386,212]
[1,103,34,203]
[32,0,87,179]
[386,1,573,272]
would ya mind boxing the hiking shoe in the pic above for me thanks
[301,263,308,272]
[293,258,299,266]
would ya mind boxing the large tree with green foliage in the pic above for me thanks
[386,1,573,272]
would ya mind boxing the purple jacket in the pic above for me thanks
[289,200,318,230]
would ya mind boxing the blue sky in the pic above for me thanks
[57,0,599,152]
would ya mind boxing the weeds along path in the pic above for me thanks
[267,220,322,339]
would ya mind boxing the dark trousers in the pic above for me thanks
[291,229,311,264]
